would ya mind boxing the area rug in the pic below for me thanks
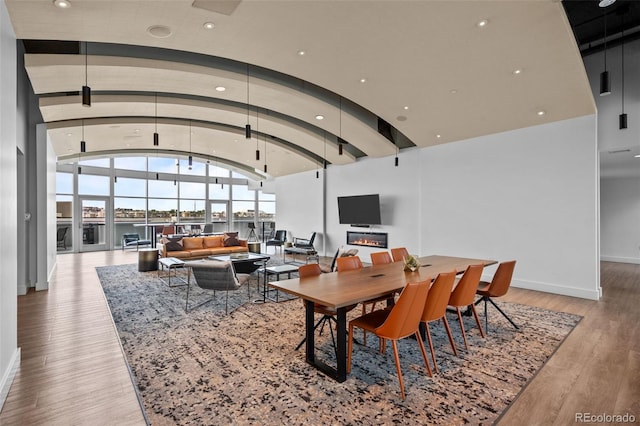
[96,263,581,425]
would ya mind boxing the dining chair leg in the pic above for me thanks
[442,316,458,357]
[424,323,438,374]
[415,331,433,377]
[470,303,485,338]
[391,340,406,400]
[347,323,355,374]
[455,308,469,351]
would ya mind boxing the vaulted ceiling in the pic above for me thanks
[6,0,594,180]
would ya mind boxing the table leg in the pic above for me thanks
[335,307,347,382]
[305,299,315,364]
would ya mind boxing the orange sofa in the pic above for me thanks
[157,234,248,259]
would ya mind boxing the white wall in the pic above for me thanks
[325,149,422,261]
[600,177,640,264]
[421,116,600,300]
[275,115,600,300]
[0,0,20,409]
[275,169,325,252]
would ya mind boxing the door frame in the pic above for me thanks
[77,195,112,252]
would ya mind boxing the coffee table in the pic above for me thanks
[158,257,187,287]
[208,252,270,274]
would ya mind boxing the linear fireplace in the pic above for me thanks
[346,231,388,248]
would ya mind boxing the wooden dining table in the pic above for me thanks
[268,255,497,382]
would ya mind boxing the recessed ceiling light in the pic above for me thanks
[203,22,215,30]
[477,19,489,28]
[147,25,172,38]
[396,116,407,122]
[67,148,73,152]
[297,50,306,56]
[215,86,226,92]
[537,110,546,116]
[315,115,324,120]
[513,69,523,75]
[436,134,442,138]
[66,132,73,137]
[403,106,409,110]
[53,0,71,8]
[360,78,367,83]
[134,129,140,132]
[450,89,458,94]
[634,154,640,158]
[599,0,616,7]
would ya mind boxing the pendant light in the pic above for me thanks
[245,64,251,139]
[323,130,327,170]
[600,11,611,96]
[263,133,267,174]
[619,15,627,129]
[114,176,117,183]
[188,120,193,170]
[82,41,91,106]
[338,96,343,155]
[395,143,399,167]
[80,119,86,153]
[153,92,160,146]
[255,108,260,161]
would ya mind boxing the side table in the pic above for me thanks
[138,248,158,272]
[158,257,187,287]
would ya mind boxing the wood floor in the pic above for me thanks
[0,253,638,425]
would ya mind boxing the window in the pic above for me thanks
[114,157,147,172]
[114,177,146,197]
[148,179,178,198]
[78,174,109,196]
[179,199,205,223]
[208,183,229,200]
[148,198,177,223]
[56,172,73,194]
[79,158,109,168]
[148,157,177,173]
[179,182,205,199]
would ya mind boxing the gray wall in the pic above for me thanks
[584,38,640,264]
[0,0,20,409]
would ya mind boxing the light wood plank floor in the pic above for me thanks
[1,254,638,425]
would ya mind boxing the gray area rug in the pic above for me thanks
[96,263,582,425]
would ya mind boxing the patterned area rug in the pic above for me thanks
[96,263,581,425]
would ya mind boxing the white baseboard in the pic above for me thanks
[600,255,640,265]
[0,348,21,411]
[511,278,600,301]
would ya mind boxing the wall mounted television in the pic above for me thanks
[337,194,381,226]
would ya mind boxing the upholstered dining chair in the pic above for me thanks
[347,279,432,400]
[370,251,393,265]
[161,225,175,236]
[448,264,486,351]
[319,247,358,273]
[475,260,518,331]
[335,255,363,272]
[294,263,357,356]
[185,260,250,314]
[420,270,457,373]
[365,250,397,313]
[390,247,410,263]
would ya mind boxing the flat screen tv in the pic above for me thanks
[337,194,381,225]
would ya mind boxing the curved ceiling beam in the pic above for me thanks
[25,54,398,158]
[39,94,356,165]
[47,117,318,178]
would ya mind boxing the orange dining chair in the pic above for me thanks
[420,270,457,373]
[364,251,397,314]
[475,260,518,331]
[448,264,486,351]
[390,247,410,263]
[370,251,393,265]
[348,279,432,399]
[335,255,363,272]
[295,263,357,356]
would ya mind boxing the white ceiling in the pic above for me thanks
[5,0,595,179]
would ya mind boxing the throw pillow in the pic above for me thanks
[223,232,240,247]
[161,236,183,251]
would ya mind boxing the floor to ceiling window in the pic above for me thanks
[56,155,276,251]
